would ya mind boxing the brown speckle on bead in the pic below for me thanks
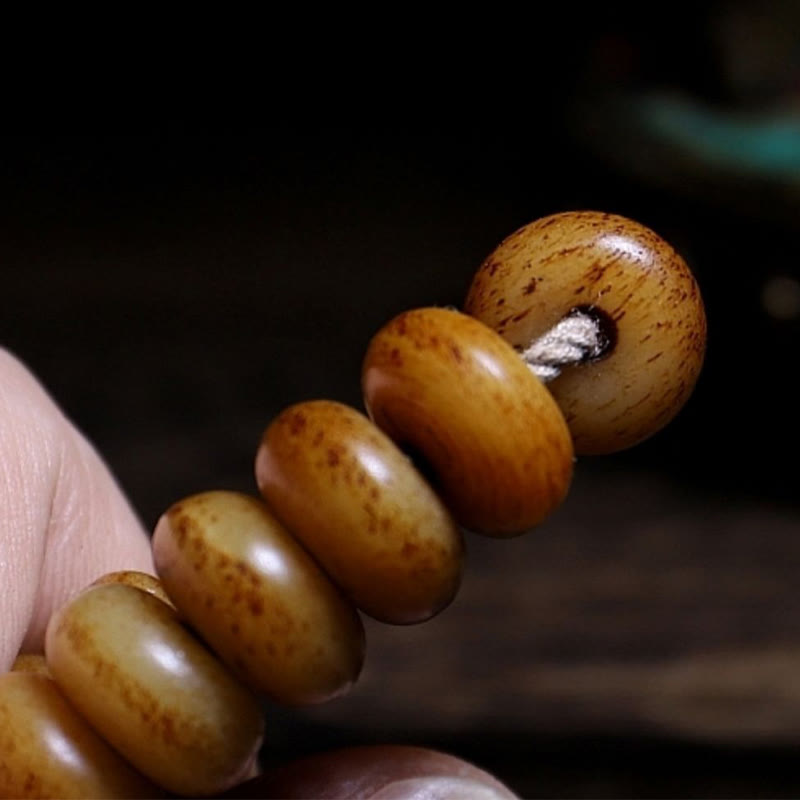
[362,307,574,536]
[0,672,161,798]
[44,584,263,796]
[256,400,464,625]
[152,491,365,706]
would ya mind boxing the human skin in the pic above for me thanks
[0,347,154,672]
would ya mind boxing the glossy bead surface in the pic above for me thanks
[256,400,463,624]
[152,490,365,705]
[91,570,175,608]
[0,671,160,799]
[464,211,707,454]
[44,583,263,797]
[362,307,573,536]
[11,653,49,675]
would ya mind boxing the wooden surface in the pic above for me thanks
[1,126,799,797]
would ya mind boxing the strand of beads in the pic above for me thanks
[0,211,706,799]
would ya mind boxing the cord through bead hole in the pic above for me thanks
[568,304,617,363]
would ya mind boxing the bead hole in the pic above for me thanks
[569,304,617,363]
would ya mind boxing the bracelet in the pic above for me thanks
[0,210,707,798]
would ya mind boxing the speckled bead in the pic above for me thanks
[10,653,50,676]
[152,490,365,705]
[91,570,175,609]
[0,671,160,799]
[464,211,707,454]
[362,307,574,537]
[256,400,463,625]
[44,583,264,797]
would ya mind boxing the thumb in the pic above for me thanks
[0,348,154,671]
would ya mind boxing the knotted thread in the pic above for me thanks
[521,309,606,382]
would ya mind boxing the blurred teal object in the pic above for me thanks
[635,93,800,179]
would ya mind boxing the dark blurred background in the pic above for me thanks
[4,5,800,796]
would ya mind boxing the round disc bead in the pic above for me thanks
[0,671,160,799]
[256,399,464,625]
[362,307,574,537]
[44,583,263,797]
[91,570,175,609]
[152,490,365,706]
[464,211,707,454]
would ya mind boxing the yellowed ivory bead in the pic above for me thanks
[362,307,574,536]
[255,400,464,624]
[44,583,263,797]
[10,653,50,676]
[464,211,707,454]
[223,744,519,799]
[152,490,365,705]
[0,671,161,799]
[91,569,175,608]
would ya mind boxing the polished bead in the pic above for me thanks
[0,671,160,799]
[362,307,573,536]
[256,400,463,624]
[11,653,49,676]
[91,570,175,608]
[44,583,263,797]
[152,491,365,705]
[464,210,707,454]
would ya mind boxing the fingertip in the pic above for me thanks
[21,425,155,652]
[0,348,154,661]
[0,349,64,670]
[370,775,515,799]
[223,745,519,799]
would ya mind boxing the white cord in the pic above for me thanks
[521,310,606,382]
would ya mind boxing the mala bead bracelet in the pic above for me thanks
[0,210,706,798]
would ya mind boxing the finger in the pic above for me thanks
[223,745,519,799]
[0,348,154,670]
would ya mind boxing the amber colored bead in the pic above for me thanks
[256,400,463,624]
[91,570,175,608]
[152,490,365,705]
[362,307,574,536]
[464,210,707,454]
[10,653,50,676]
[0,671,161,799]
[44,583,263,797]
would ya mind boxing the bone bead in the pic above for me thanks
[362,307,573,536]
[152,490,365,705]
[465,211,707,454]
[91,570,175,608]
[0,671,160,799]
[44,583,263,797]
[10,653,50,676]
[256,400,463,624]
